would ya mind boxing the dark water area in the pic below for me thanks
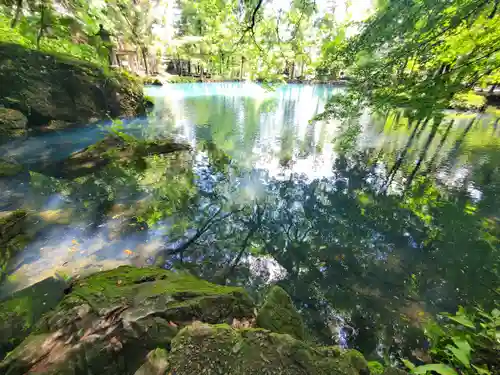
[1,83,499,360]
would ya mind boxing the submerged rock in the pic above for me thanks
[0,266,254,375]
[0,210,28,281]
[167,322,368,375]
[0,277,67,361]
[256,285,306,340]
[0,158,23,177]
[0,43,146,133]
[0,108,27,138]
[37,135,191,178]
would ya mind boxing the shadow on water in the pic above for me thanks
[0,83,499,361]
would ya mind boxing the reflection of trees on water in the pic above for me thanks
[21,98,500,362]
[149,138,499,360]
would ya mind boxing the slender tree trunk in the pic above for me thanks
[239,56,244,80]
[36,4,46,50]
[219,52,223,75]
[141,45,149,75]
[11,0,23,28]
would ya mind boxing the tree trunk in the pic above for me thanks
[240,56,244,80]
[141,46,149,75]
[11,0,23,28]
[36,4,46,50]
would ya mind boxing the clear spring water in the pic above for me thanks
[1,83,498,354]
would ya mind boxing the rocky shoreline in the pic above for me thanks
[0,266,405,375]
[0,43,148,140]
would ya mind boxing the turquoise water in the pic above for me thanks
[1,83,499,358]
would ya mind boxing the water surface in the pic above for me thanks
[1,83,499,358]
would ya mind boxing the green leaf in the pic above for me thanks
[413,364,458,375]
[446,343,470,368]
[446,314,475,329]
[472,364,491,375]
[402,359,416,371]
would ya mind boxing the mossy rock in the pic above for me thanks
[382,368,409,375]
[133,348,169,375]
[36,135,191,179]
[0,277,67,361]
[256,285,306,340]
[143,77,163,86]
[0,159,22,177]
[167,322,368,375]
[0,210,28,281]
[0,43,146,129]
[0,266,255,375]
[0,108,27,139]
[368,361,385,374]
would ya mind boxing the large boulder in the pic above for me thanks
[0,108,27,138]
[0,43,147,132]
[36,135,191,179]
[256,285,306,340]
[0,277,67,361]
[0,266,255,375]
[167,323,369,375]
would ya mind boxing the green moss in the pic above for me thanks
[167,322,367,375]
[40,135,190,179]
[0,43,146,128]
[0,277,67,361]
[450,91,487,111]
[340,349,369,373]
[256,285,306,340]
[0,210,28,281]
[2,267,256,374]
[0,159,23,177]
[33,266,255,336]
[134,348,169,375]
[64,266,245,309]
[0,108,27,139]
[381,368,409,375]
[165,75,200,83]
[368,361,385,375]
[0,210,26,228]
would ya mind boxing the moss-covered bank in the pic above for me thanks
[0,266,406,375]
[0,43,147,137]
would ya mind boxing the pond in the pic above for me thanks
[1,83,499,360]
